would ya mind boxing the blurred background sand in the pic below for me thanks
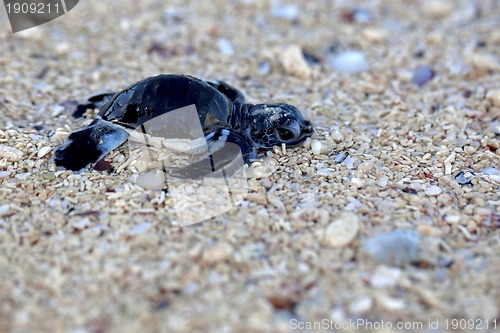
[0,1,499,332]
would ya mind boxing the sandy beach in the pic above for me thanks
[0,0,499,332]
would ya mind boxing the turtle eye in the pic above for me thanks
[274,120,301,142]
[276,127,295,141]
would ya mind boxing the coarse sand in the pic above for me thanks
[0,0,499,332]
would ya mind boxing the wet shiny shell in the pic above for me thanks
[98,74,232,134]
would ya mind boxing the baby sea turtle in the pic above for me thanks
[54,74,313,174]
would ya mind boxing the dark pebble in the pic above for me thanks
[94,159,113,172]
[302,50,322,65]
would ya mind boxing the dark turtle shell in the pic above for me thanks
[99,74,232,134]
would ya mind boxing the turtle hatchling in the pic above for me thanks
[54,74,313,175]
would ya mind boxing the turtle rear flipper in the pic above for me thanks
[165,128,256,179]
[54,119,128,171]
[204,79,245,104]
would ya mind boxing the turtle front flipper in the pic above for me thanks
[54,118,129,171]
[204,79,245,104]
[165,128,257,179]
[72,91,116,118]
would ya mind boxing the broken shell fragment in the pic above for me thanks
[319,212,360,248]
[311,139,322,155]
[37,146,52,158]
[0,145,23,162]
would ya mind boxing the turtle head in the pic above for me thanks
[246,103,313,148]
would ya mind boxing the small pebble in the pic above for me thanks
[481,167,499,176]
[317,168,334,176]
[267,294,296,310]
[330,51,369,73]
[245,192,267,205]
[279,45,312,79]
[15,173,30,181]
[131,171,166,190]
[425,186,442,196]
[51,104,65,117]
[202,242,234,264]
[463,146,476,155]
[351,177,363,187]
[331,130,343,141]
[370,266,402,288]
[341,8,372,23]
[311,139,322,155]
[16,28,43,40]
[453,169,475,185]
[490,121,500,135]
[40,173,56,180]
[217,38,234,56]
[361,27,388,43]
[302,137,311,149]
[247,157,278,178]
[94,159,113,171]
[257,61,271,75]
[319,212,359,248]
[345,197,362,211]
[444,214,461,224]
[417,224,442,237]
[55,42,70,55]
[422,0,453,18]
[0,144,23,162]
[334,152,348,163]
[37,146,52,158]
[73,217,91,230]
[486,89,500,107]
[258,177,273,189]
[28,134,43,140]
[0,171,11,179]
[444,162,452,175]
[0,204,10,216]
[363,230,420,266]
[51,129,70,141]
[377,175,389,187]
[376,295,406,312]
[349,297,373,314]
[412,65,435,87]
[128,223,151,236]
[351,8,372,23]
[466,52,500,71]
[343,156,356,169]
[271,4,298,21]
